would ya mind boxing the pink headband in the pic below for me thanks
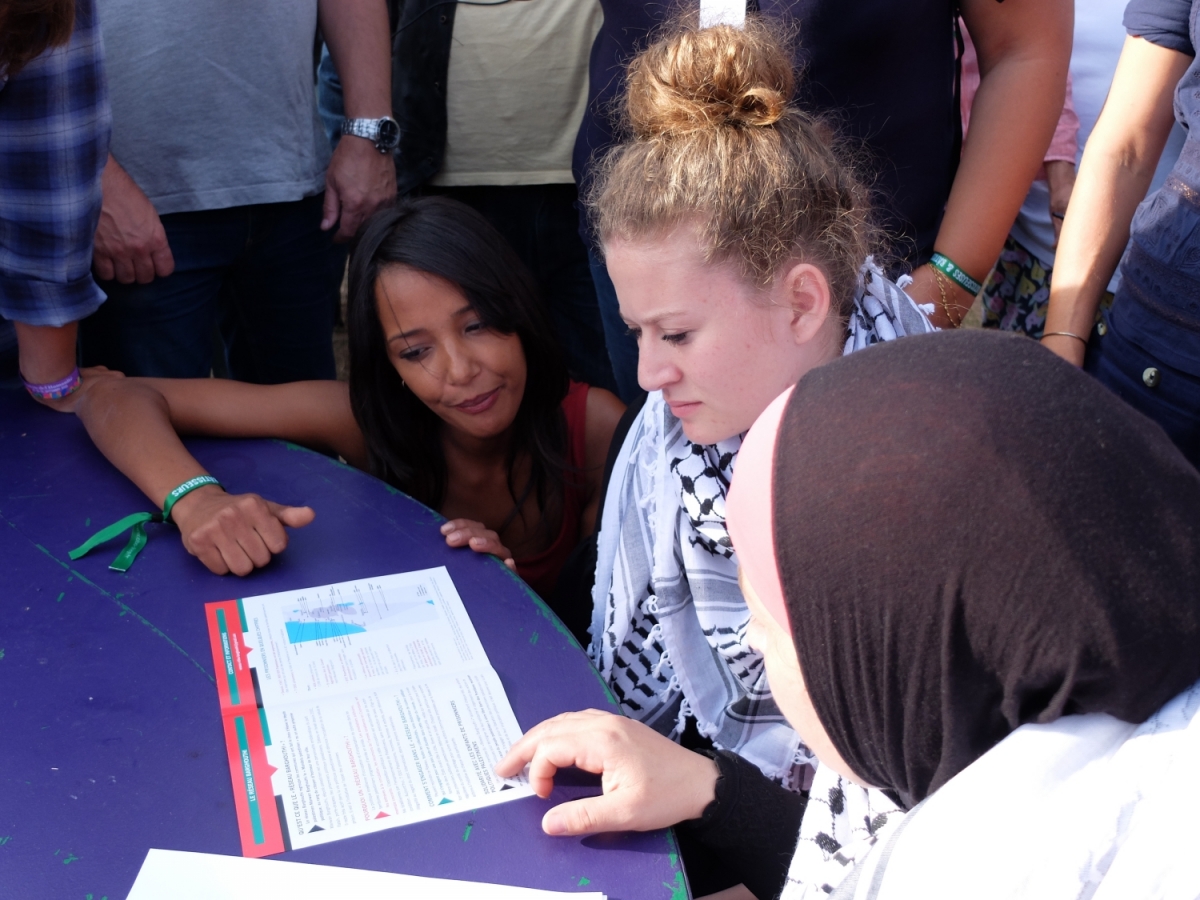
[727,385,793,631]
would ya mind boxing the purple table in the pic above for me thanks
[0,382,686,900]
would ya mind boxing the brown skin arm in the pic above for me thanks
[580,387,626,536]
[908,0,1073,326]
[74,377,368,575]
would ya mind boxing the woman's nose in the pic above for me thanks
[443,342,478,384]
[637,339,679,393]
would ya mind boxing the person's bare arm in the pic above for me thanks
[1042,36,1190,366]
[580,388,625,536]
[907,0,1073,326]
[318,0,396,240]
[74,377,367,574]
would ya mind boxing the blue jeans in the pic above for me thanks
[588,249,641,403]
[1086,311,1200,469]
[81,194,343,382]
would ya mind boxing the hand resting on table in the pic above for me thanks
[495,709,718,836]
[169,485,315,576]
[440,518,516,571]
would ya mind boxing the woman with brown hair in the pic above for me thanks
[568,17,933,893]
[580,0,1072,400]
[0,0,110,411]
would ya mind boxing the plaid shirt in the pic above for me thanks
[0,0,110,327]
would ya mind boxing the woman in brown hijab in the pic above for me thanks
[499,330,1200,899]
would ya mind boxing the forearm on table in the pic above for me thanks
[935,54,1067,283]
[99,377,364,465]
[75,380,221,510]
[319,0,392,118]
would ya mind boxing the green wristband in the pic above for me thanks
[69,475,223,573]
[162,474,222,523]
[929,252,983,296]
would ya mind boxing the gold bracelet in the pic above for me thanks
[1042,331,1088,345]
[928,264,964,328]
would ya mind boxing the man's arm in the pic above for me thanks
[318,0,397,240]
[93,154,175,284]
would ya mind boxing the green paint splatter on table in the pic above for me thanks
[666,827,680,869]
[85,518,91,527]
[31,544,213,682]
[462,822,473,842]
[0,836,11,846]
[493,563,619,704]
[0,648,5,660]
[56,592,64,603]
[62,852,79,864]
[577,876,590,886]
[662,830,685,900]
[529,631,539,645]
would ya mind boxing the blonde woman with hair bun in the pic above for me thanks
[577,0,1073,400]
[506,18,932,896]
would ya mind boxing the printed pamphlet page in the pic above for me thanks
[204,567,533,857]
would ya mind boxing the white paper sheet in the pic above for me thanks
[127,849,607,900]
[209,567,534,855]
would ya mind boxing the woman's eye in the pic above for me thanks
[397,346,428,363]
[464,320,486,334]
[662,332,689,345]
[625,325,642,340]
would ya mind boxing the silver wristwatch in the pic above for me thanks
[341,116,401,154]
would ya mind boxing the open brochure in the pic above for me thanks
[127,849,607,899]
[204,567,533,857]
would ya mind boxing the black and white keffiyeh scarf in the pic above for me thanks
[779,765,904,899]
[588,258,934,784]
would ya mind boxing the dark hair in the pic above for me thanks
[0,0,75,78]
[346,196,570,538]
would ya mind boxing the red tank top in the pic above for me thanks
[514,381,589,598]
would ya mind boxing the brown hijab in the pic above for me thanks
[764,330,1200,809]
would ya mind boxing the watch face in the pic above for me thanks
[377,118,400,150]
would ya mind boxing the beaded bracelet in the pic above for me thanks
[69,475,224,572]
[23,367,82,401]
[929,252,983,297]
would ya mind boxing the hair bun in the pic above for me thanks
[626,20,795,138]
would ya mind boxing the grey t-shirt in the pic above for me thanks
[98,0,330,215]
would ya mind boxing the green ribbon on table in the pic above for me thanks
[68,511,161,572]
[69,475,222,573]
